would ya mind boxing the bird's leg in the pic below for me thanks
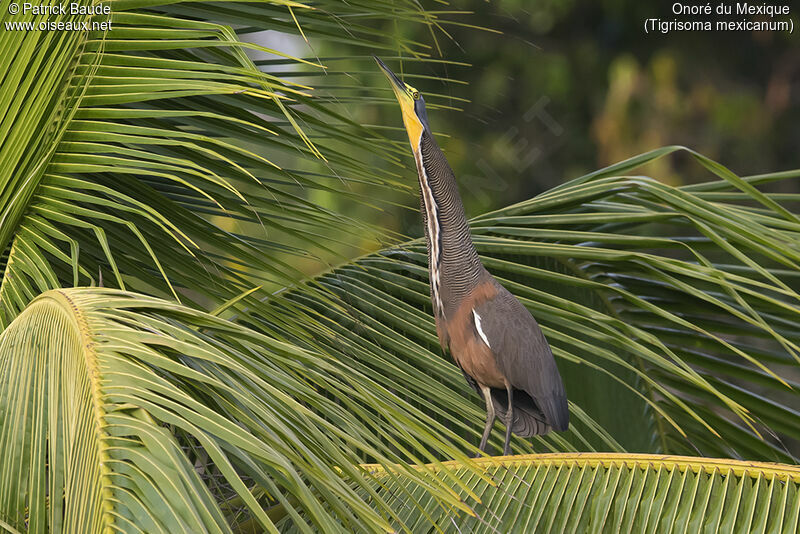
[503,384,514,456]
[478,385,495,455]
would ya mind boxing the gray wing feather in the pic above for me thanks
[474,282,569,431]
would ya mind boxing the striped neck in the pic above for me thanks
[414,130,485,320]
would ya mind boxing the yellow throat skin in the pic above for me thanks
[374,57,425,151]
[391,85,424,150]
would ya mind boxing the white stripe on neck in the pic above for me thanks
[414,138,443,318]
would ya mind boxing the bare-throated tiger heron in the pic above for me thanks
[375,56,569,455]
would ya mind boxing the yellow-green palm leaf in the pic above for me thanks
[349,454,800,534]
[0,288,486,533]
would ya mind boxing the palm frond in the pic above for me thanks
[250,147,800,462]
[0,287,485,533]
[347,453,800,533]
[0,0,451,326]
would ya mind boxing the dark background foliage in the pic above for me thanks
[270,0,798,253]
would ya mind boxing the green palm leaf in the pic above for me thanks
[0,0,434,325]
[0,287,488,533]
[350,454,800,533]
[255,147,800,462]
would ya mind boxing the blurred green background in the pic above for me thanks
[249,0,798,276]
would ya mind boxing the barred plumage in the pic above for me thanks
[418,130,483,319]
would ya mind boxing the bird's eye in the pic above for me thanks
[412,91,420,100]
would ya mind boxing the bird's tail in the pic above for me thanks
[490,389,551,437]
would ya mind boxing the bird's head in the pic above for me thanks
[374,56,430,152]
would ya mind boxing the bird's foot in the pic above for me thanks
[474,446,490,458]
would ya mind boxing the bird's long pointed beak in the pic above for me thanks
[374,55,406,95]
[373,56,424,149]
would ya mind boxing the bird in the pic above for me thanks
[375,56,569,455]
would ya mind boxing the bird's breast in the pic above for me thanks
[449,328,506,389]
[443,280,506,389]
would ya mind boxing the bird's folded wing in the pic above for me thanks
[474,287,569,431]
